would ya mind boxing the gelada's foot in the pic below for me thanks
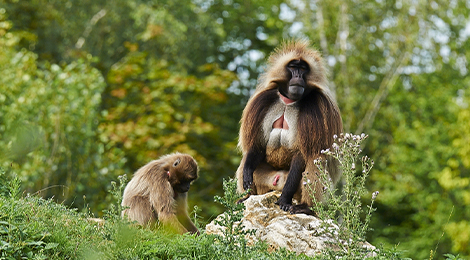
[289,204,316,216]
[275,198,293,212]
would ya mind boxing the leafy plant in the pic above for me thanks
[213,178,255,253]
[443,253,465,260]
[0,168,59,259]
[308,133,381,259]
[102,175,127,223]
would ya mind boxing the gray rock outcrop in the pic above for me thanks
[205,191,375,257]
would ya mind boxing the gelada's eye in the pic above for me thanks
[173,158,181,167]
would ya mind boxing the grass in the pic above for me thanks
[0,168,301,259]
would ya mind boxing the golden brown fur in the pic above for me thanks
[249,162,289,195]
[121,153,199,234]
[236,40,343,213]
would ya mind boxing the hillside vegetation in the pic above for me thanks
[1,0,469,258]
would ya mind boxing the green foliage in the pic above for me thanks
[102,175,127,223]
[368,70,470,258]
[0,168,8,197]
[0,21,126,213]
[0,169,89,259]
[213,178,254,253]
[443,253,465,260]
[1,0,470,258]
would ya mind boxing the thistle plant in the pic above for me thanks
[309,133,379,258]
[213,178,255,252]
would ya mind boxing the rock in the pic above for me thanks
[205,191,375,257]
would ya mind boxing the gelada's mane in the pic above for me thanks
[239,40,341,155]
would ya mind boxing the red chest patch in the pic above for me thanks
[272,114,289,129]
[272,94,294,130]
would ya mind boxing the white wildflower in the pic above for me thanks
[372,191,379,200]
[332,143,339,150]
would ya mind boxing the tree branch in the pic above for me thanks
[75,9,107,49]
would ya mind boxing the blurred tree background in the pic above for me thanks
[0,0,468,258]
